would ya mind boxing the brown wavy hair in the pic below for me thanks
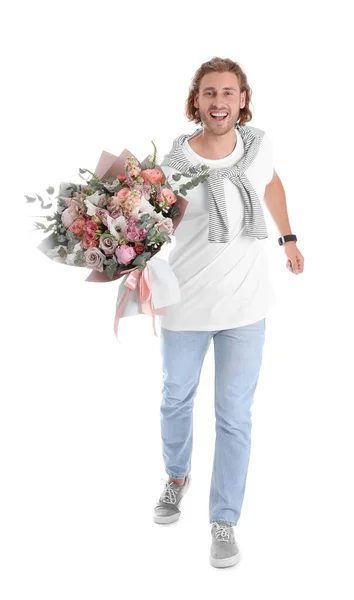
[185,57,253,127]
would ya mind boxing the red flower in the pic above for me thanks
[134,244,145,255]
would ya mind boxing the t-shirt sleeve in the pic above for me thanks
[262,131,274,185]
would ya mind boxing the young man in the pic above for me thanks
[153,57,304,569]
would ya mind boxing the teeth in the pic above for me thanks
[211,113,227,117]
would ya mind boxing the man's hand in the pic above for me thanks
[284,242,304,275]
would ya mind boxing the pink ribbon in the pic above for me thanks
[114,265,166,339]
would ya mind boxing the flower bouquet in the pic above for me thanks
[25,143,209,340]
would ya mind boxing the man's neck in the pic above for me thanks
[188,127,237,160]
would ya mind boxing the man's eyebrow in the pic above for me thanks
[202,86,237,91]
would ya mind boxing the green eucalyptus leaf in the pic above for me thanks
[159,232,171,243]
[104,258,118,280]
[132,255,145,266]
[74,250,86,266]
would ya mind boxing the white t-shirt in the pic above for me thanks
[159,127,276,331]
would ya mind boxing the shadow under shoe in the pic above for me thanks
[153,473,192,524]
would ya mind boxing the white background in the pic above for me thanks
[2,0,354,597]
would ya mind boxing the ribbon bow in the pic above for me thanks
[114,265,166,340]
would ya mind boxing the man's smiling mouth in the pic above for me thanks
[210,112,228,121]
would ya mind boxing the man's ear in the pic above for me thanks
[193,93,199,109]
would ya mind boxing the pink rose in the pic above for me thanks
[156,217,174,235]
[140,169,166,185]
[96,208,110,226]
[61,204,80,228]
[68,217,86,236]
[64,198,81,210]
[115,244,137,266]
[160,188,176,207]
[117,187,130,200]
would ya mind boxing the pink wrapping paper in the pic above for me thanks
[94,149,140,181]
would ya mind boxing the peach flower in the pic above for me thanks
[140,169,165,185]
[160,188,176,207]
[82,231,98,249]
[68,217,86,236]
[117,187,130,200]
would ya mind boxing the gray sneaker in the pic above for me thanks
[210,522,241,568]
[153,473,192,524]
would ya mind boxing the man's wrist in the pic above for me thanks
[278,233,297,246]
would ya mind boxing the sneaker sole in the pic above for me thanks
[153,511,181,524]
[209,552,241,568]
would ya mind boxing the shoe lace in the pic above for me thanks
[159,478,181,505]
[212,522,231,541]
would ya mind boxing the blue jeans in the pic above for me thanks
[159,318,266,526]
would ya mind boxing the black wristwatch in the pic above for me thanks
[278,234,297,246]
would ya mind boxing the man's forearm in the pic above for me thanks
[264,171,293,236]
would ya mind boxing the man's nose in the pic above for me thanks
[212,93,226,106]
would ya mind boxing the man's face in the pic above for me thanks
[194,71,246,136]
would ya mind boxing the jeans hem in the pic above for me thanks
[165,470,189,479]
[210,519,237,527]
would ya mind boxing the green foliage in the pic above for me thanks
[66,231,81,252]
[145,226,158,243]
[132,255,147,269]
[172,173,182,181]
[103,258,118,280]
[66,182,79,193]
[138,213,156,229]
[159,232,171,244]
[151,141,157,168]
[74,250,86,266]
[170,205,181,218]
